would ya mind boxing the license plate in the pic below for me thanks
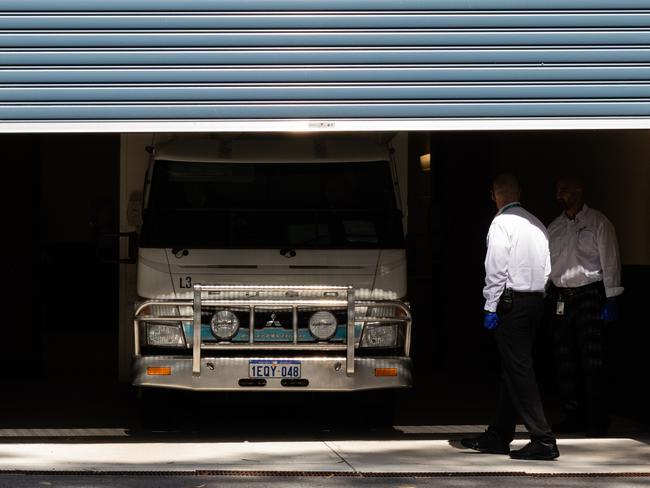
[249,360,301,379]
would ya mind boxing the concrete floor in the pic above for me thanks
[1,475,649,488]
[0,430,648,475]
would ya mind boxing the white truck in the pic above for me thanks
[130,135,412,392]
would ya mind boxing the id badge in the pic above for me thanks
[556,300,565,316]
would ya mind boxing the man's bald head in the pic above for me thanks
[491,173,521,209]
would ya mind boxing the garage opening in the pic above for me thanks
[0,130,648,433]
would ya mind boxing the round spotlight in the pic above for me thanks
[210,310,240,340]
[308,311,338,341]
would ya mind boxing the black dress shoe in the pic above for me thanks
[460,431,510,455]
[510,440,560,460]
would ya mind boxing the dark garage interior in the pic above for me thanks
[0,131,648,432]
[420,130,650,428]
[0,134,122,427]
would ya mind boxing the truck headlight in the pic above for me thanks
[146,323,185,347]
[308,311,337,340]
[360,323,399,348]
[210,310,240,340]
[365,306,398,318]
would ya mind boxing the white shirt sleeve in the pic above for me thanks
[596,216,624,298]
[483,221,511,312]
[545,246,552,286]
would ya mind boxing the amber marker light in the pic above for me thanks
[374,368,398,377]
[147,367,172,376]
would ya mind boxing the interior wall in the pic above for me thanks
[406,133,432,276]
[0,134,120,380]
[39,134,120,380]
[0,135,40,372]
[430,132,501,372]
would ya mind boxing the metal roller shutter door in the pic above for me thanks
[2,1,650,132]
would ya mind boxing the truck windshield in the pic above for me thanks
[141,160,404,249]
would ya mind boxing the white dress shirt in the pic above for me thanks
[483,202,551,312]
[548,204,623,298]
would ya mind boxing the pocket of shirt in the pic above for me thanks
[577,227,596,249]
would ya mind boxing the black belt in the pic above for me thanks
[555,281,604,298]
[511,290,544,297]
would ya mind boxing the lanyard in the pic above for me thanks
[498,202,521,215]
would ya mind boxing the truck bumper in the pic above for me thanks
[133,356,412,392]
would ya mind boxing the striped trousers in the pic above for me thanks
[552,282,608,430]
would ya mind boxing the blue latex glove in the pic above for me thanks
[601,300,619,322]
[484,312,499,330]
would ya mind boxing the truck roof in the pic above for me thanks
[154,136,391,164]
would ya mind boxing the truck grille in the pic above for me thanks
[199,308,348,343]
[134,284,412,377]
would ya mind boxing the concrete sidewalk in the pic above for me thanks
[0,434,647,474]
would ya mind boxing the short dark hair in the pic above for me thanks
[493,173,520,197]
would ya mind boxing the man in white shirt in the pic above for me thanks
[548,177,623,437]
[461,174,559,461]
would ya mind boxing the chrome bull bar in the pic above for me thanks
[134,284,412,379]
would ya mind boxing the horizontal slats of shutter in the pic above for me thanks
[1,2,650,124]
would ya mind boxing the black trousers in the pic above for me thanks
[489,293,555,444]
[552,282,607,429]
